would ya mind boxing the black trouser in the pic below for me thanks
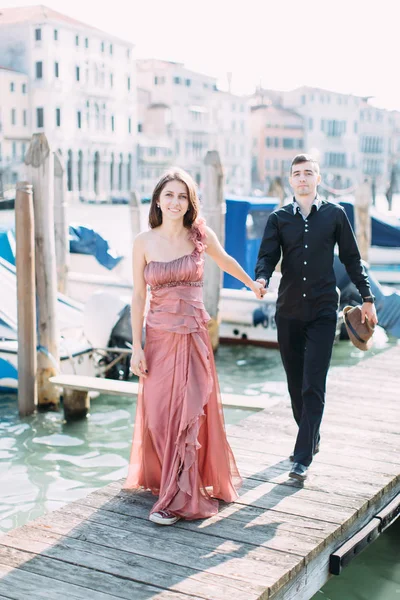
[276,313,337,467]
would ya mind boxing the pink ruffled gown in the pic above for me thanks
[123,220,242,520]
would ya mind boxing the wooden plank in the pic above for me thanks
[0,543,251,600]
[229,438,400,477]
[50,375,139,396]
[22,504,300,589]
[49,374,273,409]
[0,529,264,600]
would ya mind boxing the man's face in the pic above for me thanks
[289,161,321,198]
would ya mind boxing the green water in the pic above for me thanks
[0,339,399,599]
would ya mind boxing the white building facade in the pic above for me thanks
[0,66,31,195]
[282,86,361,190]
[136,59,251,197]
[0,6,137,202]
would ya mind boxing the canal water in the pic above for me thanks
[1,339,399,599]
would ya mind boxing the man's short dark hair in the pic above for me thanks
[290,154,320,175]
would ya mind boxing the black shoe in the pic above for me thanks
[289,462,308,481]
[289,443,320,462]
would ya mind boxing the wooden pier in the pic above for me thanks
[0,345,399,599]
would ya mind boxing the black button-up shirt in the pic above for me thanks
[255,199,372,320]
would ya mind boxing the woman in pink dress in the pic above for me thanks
[123,168,264,525]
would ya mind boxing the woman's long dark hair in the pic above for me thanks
[148,168,200,229]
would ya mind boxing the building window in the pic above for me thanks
[78,150,83,190]
[54,29,58,41]
[127,48,131,59]
[67,150,73,191]
[173,76,181,84]
[185,79,191,87]
[12,142,17,158]
[111,115,115,132]
[110,43,113,55]
[138,123,142,133]
[55,62,59,78]
[110,73,113,88]
[127,154,132,190]
[22,83,27,94]
[324,152,347,168]
[35,61,43,79]
[75,35,79,46]
[35,28,41,41]
[77,111,82,129]
[21,143,26,160]
[110,153,114,189]
[283,138,295,149]
[10,82,15,92]
[128,117,131,134]
[309,118,313,130]
[85,37,89,48]
[76,66,80,81]
[325,120,346,137]
[11,108,16,125]
[127,76,131,91]
[301,95,306,105]
[101,41,105,52]
[23,110,27,126]
[354,121,358,134]
[56,108,61,127]
[36,107,44,128]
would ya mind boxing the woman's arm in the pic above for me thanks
[130,233,148,378]
[205,226,264,298]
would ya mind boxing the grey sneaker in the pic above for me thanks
[149,510,180,526]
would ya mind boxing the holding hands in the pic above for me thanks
[250,279,267,299]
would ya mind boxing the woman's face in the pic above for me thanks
[158,179,189,221]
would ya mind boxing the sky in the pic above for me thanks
[2,0,399,111]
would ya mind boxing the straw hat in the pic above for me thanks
[343,305,375,351]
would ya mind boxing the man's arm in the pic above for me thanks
[336,207,378,324]
[336,207,371,299]
[255,212,281,287]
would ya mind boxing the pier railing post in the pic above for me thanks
[202,151,225,350]
[15,182,37,416]
[25,133,60,410]
[54,150,69,294]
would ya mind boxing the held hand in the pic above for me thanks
[361,302,378,326]
[251,280,267,299]
[130,347,148,378]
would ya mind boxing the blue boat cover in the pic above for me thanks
[69,225,123,270]
[0,225,123,271]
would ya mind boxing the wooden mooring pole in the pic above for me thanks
[54,150,69,294]
[202,151,225,350]
[15,182,37,416]
[25,133,60,410]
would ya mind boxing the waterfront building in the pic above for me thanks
[0,66,30,195]
[0,5,137,202]
[136,59,251,195]
[282,86,361,190]
[250,102,304,192]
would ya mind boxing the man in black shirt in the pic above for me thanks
[255,154,378,481]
